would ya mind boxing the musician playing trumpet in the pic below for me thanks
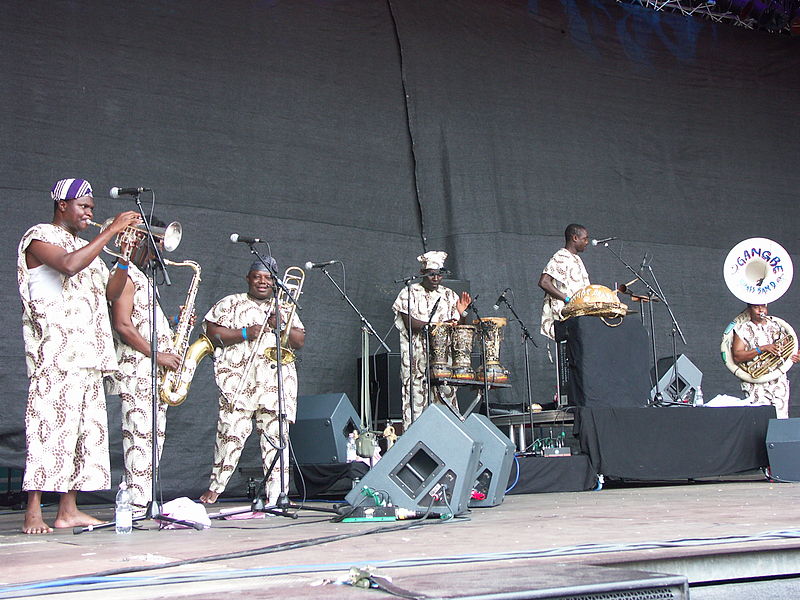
[199,258,305,505]
[107,217,183,514]
[731,303,800,419]
[17,178,141,534]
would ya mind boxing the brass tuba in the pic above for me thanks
[720,238,796,384]
[159,259,214,406]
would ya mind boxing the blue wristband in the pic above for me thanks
[117,262,129,271]
[242,327,248,341]
[564,296,570,303]
[755,346,762,355]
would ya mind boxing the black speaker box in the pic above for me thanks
[357,352,403,422]
[291,393,361,464]
[649,355,703,404]
[461,413,515,508]
[554,316,650,408]
[766,418,800,482]
[345,404,482,516]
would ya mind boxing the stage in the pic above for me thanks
[2,476,800,599]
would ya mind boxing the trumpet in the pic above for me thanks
[89,218,182,261]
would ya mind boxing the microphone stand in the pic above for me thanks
[316,264,390,435]
[394,273,424,425]
[498,294,537,441]
[423,298,442,408]
[467,297,492,418]
[594,242,668,406]
[644,262,688,407]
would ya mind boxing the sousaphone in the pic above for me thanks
[720,238,797,384]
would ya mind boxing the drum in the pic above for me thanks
[428,321,454,378]
[451,324,476,379]
[474,317,510,383]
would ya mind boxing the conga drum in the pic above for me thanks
[428,321,454,378]
[451,324,476,379]
[474,317,510,383]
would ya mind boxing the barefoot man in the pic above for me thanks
[17,178,140,533]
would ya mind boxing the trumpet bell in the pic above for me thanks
[161,221,182,252]
[94,218,182,261]
[723,237,793,304]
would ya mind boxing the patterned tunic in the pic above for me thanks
[107,263,176,508]
[735,317,790,419]
[17,223,117,492]
[392,283,461,427]
[204,293,304,497]
[540,248,590,340]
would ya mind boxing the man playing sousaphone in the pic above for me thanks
[730,303,800,419]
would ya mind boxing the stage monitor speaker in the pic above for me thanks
[461,413,515,508]
[766,418,800,482]
[649,355,703,404]
[291,393,361,464]
[345,404,481,516]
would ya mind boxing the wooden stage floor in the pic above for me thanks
[1,475,800,599]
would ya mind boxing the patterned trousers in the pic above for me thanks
[400,344,458,429]
[23,367,110,492]
[207,400,290,503]
[120,390,168,509]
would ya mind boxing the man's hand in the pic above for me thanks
[456,291,472,316]
[106,211,142,235]
[157,352,182,371]
[760,343,780,356]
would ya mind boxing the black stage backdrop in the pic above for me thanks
[1,1,799,498]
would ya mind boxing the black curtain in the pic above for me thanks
[2,0,799,498]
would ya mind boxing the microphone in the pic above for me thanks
[230,233,265,244]
[305,260,339,269]
[493,288,511,311]
[109,186,151,198]
[591,236,618,246]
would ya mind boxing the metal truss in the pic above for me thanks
[618,0,800,34]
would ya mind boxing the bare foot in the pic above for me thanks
[199,490,219,504]
[23,512,53,535]
[53,509,105,529]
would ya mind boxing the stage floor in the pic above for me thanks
[2,475,800,599]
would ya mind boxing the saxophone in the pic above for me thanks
[159,259,214,406]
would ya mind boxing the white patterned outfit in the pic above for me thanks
[205,293,303,501]
[735,318,790,419]
[17,224,118,493]
[392,283,461,428]
[540,248,590,340]
[107,263,176,508]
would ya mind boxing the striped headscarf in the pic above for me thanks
[51,178,93,201]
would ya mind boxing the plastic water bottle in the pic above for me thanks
[346,432,357,462]
[115,481,133,534]
[694,387,704,407]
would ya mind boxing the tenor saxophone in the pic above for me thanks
[159,259,214,406]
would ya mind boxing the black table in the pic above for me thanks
[575,405,775,480]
